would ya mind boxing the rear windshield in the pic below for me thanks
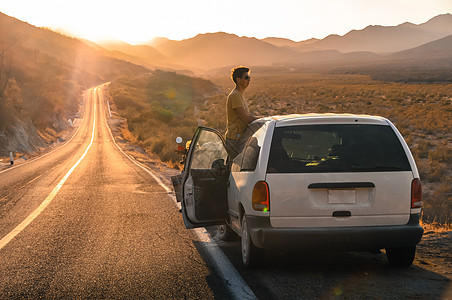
[267,124,411,173]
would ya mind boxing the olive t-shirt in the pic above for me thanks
[226,89,250,140]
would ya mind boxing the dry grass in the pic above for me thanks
[210,72,452,226]
[420,219,452,233]
[108,70,452,226]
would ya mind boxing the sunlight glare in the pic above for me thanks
[1,0,451,43]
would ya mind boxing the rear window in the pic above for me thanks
[267,124,411,173]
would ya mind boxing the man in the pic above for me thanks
[225,66,258,159]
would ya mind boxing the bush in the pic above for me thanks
[412,140,432,159]
[427,161,448,182]
[108,70,219,163]
[429,144,452,164]
[423,179,452,224]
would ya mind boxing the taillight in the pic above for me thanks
[411,178,422,208]
[252,181,269,212]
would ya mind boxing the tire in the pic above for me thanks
[241,216,264,268]
[386,246,416,267]
[217,224,238,241]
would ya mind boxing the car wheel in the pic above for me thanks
[217,224,237,241]
[241,216,264,268]
[386,246,416,267]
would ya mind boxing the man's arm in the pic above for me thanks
[234,107,258,124]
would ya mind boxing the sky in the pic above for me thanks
[1,0,451,44]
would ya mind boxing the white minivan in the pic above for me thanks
[172,114,424,268]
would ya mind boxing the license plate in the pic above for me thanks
[328,189,356,204]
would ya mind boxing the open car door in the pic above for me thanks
[171,127,229,229]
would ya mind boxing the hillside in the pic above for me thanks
[0,12,148,156]
[333,35,452,83]
[387,34,452,61]
[262,37,319,48]
[296,13,452,53]
[97,14,452,75]
[106,70,222,162]
[146,32,303,70]
[97,41,174,69]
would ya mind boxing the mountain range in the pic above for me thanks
[0,11,451,78]
[98,13,452,73]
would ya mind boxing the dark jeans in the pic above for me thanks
[225,138,244,161]
[225,122,264,166]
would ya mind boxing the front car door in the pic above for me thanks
[172,127,229,229]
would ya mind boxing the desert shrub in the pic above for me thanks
[429,144,452,164]
[423,179,452,224]
[0,97,15,130]
[433,180,452,200]
[151,139,165,154]
[160,144,178,163]
[412,140,432,159]
[150,102,174,123]
[114,91,143,111]
[108,70,219,163]
[427,161,449,182]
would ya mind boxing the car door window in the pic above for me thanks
[190,130,228,170]
[240,137,260,171]
[232,121,266,172]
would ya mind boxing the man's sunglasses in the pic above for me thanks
[243,75,251,80]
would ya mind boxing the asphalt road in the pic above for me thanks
[1,84,450,300]
[0,85,229,299]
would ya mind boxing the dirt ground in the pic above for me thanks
[415,230,452,277]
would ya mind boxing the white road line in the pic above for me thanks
[0,88,97,250]
[100,85,257,300]
[192,227,257,300]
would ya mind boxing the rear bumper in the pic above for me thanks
[247,214,424,251]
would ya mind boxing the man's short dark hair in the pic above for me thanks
[231,66,250,84]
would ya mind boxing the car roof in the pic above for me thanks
[258,113,390,127]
